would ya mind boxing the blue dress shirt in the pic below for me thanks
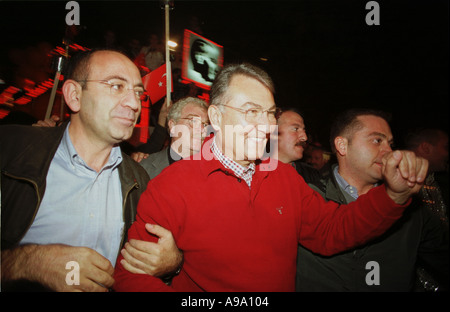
[20,124,124,266]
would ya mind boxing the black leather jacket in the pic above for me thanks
[1,122,150,250]
[296,165,449,291]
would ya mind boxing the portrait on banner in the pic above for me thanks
[182,29,223,90]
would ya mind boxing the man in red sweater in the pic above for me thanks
[113,63,428,291]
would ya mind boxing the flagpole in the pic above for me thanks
[45,44,68,120]
[164,0,171,109]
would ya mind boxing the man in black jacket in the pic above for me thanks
[296,108,448,291]
[1,49,181,291]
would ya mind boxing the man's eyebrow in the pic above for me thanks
[241,102,276,110]
[368,131,394,144]
[103,75,127,82]
[184,114,201,118]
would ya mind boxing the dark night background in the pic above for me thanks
[1,0,448,150]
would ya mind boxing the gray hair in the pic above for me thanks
[210,63,275,111]
[168,96,208,122]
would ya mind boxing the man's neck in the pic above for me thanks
[68,123,113,172]
[214,135,252,168]
[277,153,290,165]
[337,166,376,196]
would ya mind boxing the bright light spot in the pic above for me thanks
[168,40,178,48]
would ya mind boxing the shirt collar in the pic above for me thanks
[211,138,255,174]
[333,165,359,199]
[333,165,379,200]
[195,136,255,184]
[211,137,255,187]
[60,122,122,172]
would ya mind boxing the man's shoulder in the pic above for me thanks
[139,148,170,177]
[145,148,168,162]
[166,155,204,173]
[1,123,63,142]
[266,159,302,177]
[0,123,66,163]
[121,152,150,178]
[151,154,211,184]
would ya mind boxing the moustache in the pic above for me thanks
[295,141,307,147]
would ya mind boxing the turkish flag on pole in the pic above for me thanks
[142,64,173,105]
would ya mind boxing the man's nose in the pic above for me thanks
[122,90,141,112]
[298,130,307,141]
[255,111,275,127]
[381,142,393,154]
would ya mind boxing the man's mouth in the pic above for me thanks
[114,116,135,126]
[374,161,383,168]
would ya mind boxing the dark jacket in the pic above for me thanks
[292,160,324,191]
[139,147,171,179]
[137,123,169,154]
[296,165,449,292]
[1,122,150,251]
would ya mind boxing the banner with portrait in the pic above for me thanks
[182,29,223,90]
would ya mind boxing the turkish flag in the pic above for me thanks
[142,64,172,105]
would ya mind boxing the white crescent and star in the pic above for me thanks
[159,73,167,87]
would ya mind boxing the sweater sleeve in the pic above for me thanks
[298,182,410,256]
[113,179,178,292]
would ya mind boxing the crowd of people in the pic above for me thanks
[1,43,448,292]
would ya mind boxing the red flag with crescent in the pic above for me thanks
[142,64,172,105]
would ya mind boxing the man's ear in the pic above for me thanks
[334,136,348,156]
[168,119,176,136]
[208,105,222,132]
[62,80,82,113]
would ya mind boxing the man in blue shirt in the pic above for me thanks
[296,108,448,291]
[1,49,181,291]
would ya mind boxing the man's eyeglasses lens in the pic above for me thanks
[222,105,281,123]
[79,79,148,102]
[179,117,210,128]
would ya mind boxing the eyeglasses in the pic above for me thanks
[220,104,281,123]
[179,116,210,129]
[77,79,148,102]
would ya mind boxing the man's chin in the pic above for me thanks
[192,141,203,154]
[250,140,267,156]
[244,147,267,162]
[110,128,133,144]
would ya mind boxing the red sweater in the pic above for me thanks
[113,138,408,292]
